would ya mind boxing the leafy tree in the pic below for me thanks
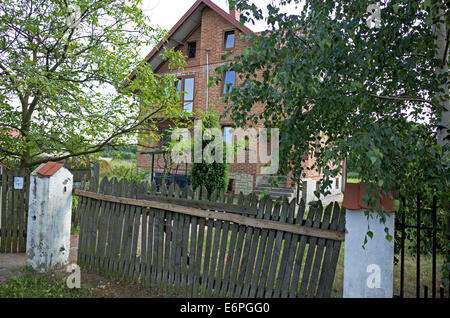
[191,110,229,194]
[0,0,185,169]
[217,0,449,284]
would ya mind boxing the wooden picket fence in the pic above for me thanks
[74,177,345,298]
[0,168,30,253]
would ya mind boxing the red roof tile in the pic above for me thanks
[343,182,396,213]
[36,162,64,177]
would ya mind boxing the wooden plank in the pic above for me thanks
[168,184,181,290]
[306,202,333,297]
[162,183,175,289]
[241,196,271,298]
[1,169,8,252]
[87,178,106,269]
[17,170,26,252]
[122,181,137,279]
[213,192,233,297]
[220,192,245,297]
[256,199,283,298]
[193,186,207,297]
[315,201,340,297]
[277,199,304,298]
[316,203,346,297]
[289,201,316,298]
[134,183,148,282]
[205,190,224,297]
[139,186,148,285]
[107,178,123,275]
[77,192,91,267]
[247,197,275,298]
[74,189,344,241]
[5,171,13,252]
[153,201,165,288]
[114,179,128,277]
[180,202,190,293]
[233,194,264,297]
[187,209,198,297]
[145,203,155,287]
[150,205,159,286]
[187,186,201,296]
[173,201,184,292]
[129,183,143,281]
[142,192,257,215]
[264,197,291,298]
[95,178,111,271]
[298,202,323,297]
[172,185,184,292]
[104,178,119,273]
[11,170,19,252]
[200,189,217,296]
[162,209,173,291]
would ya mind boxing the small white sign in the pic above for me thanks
[14,177,24,190]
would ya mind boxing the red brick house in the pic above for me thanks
[135,0,343,201]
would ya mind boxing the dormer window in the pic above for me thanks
[187,42,196,58]
[224,30,235,49]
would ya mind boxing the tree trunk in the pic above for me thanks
[434,3,449,162]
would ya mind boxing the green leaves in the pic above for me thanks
[220,0,449,285]
[0,0,186,168]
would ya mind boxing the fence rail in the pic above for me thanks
[75,177,345,298]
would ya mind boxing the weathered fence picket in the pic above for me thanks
[75,176,345,298]
[0,169,29,253]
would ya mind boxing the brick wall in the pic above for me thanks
[136,6,337,195]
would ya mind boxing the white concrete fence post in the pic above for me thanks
[26,162,73,272]
[342,182,396,298]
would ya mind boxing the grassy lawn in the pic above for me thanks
[0,266,177,298]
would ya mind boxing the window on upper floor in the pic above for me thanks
[224,30,235,49]
[176,77,194,113]
[222,70,235,95]
[187,42,196,58]
[223,126,234,144]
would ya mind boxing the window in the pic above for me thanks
[176,77,194,112]
[224,30,235,49]
[187,42,196,58]
[222,70,235,94]
[223,126,233,144]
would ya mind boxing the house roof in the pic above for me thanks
[36,162,64,177]
[128,0,253,81]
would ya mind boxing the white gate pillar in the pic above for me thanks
[342,182,396,298]
[26,162,73,272]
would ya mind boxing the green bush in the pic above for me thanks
[191,110,229,194]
